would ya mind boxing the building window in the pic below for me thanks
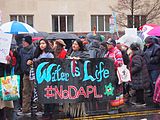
[52,15,73,32]
[10,15,34,27]
[91,15,111,32]
[127,15,146,28]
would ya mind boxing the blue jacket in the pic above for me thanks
[19,45,36,75]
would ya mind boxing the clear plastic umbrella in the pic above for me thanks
[117,35,144,50]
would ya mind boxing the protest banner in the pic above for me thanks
[34,58,117,104]
[0,33,12,64]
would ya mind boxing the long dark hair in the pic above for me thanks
[67,39,85,56]
[73,39,85,51]
[34,39,52,58]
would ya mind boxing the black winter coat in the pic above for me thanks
[87,41,101,58]
[70,50,90,58]
[144,44,160,70]
[130,50,150,90]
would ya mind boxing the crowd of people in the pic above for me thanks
[0,33,160,120]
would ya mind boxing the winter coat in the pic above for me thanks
[70,50,90,58]
[57,48,67,58]
[19,45,36,75]
[121,50,130,67]
[87,41,101,58]
[129,50,150,90]
[144,44,160,70]
[104,47,124,69]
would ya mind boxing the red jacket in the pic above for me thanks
[58,48,67,58]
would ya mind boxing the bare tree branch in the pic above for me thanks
[110,0,160,27]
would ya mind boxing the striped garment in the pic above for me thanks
[104,47,124,68]
[29,67,35,81]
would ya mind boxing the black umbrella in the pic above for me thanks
[46,32,79,40]
[46,32,79,50]
[31,31,49,38]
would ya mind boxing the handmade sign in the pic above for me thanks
[0,33,12,64]
[34,58,117,103]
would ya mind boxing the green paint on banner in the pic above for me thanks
[104,83,114,96]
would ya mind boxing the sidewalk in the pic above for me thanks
[14,93,160,120]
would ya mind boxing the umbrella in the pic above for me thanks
[46,32,79,50]
[32,37,44,42]
[31,31,50,42]
[31,31,49,38]
[46,32,79,40]
[139,24,160,40]
[118,35,144,50]
[139,24,158,31]
[147,26,160,36]
[0,21,38,34]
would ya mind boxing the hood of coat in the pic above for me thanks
[87,40,100,49]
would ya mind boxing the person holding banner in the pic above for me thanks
[67,39,90,59]
[0,49,17,120]
[65,39,89,118]
[27,39,54,119]
[16,35,36,116]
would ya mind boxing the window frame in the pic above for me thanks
[10,14,34,27]
[52,15,74,32]
[127,15,146,28]
[91,15,111,32]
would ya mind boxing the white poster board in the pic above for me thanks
[125,28,137,36]
[0,33,12,64]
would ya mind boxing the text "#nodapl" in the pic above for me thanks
[44,85,103,99]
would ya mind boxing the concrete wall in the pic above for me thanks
[0,0,118,32]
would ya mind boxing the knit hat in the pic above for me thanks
[106,38,116,46]
[130,42,140,51]
[55,39,66,46]
[145,36,154,44]
[22,35,32,45]
[79,36,85,39]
